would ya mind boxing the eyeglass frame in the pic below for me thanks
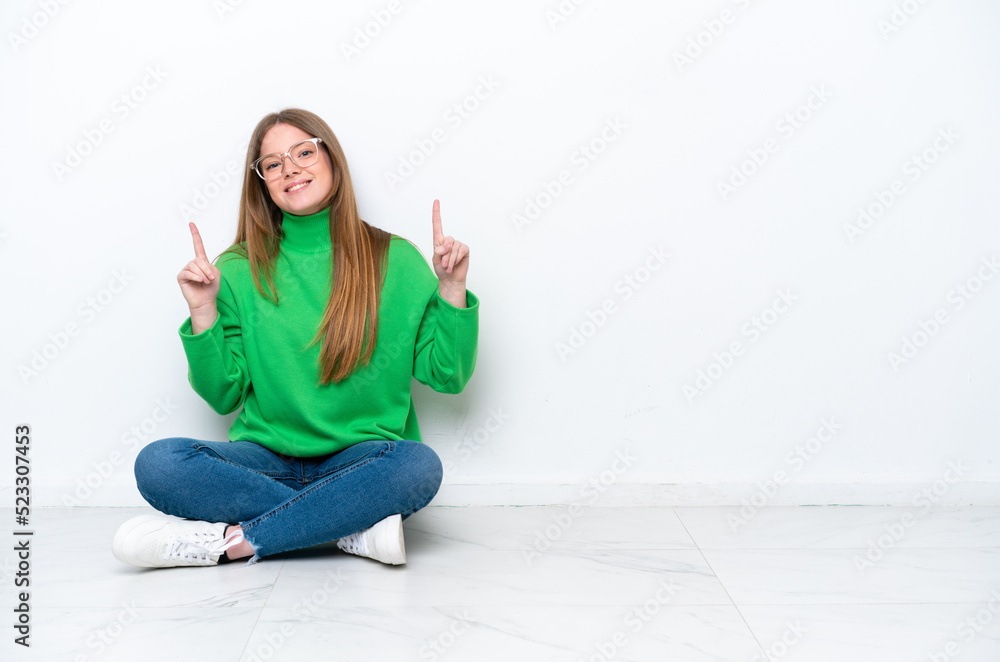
[251,137,325,180]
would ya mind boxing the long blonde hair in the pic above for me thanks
[222,108,391,384]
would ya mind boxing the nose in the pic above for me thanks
[281,154,301,177]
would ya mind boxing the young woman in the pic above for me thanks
[112,108,479,568]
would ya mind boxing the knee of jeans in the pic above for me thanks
[408,440,443,483]
[134,437,193,494]
[402,441,444,508]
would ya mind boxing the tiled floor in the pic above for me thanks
[3,505,999,661]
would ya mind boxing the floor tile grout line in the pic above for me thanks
[673,506,771,659]
[237,556,288,661]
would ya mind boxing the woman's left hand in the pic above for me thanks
[431,199,469,283]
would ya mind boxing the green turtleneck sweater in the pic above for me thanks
[177,207,479,457]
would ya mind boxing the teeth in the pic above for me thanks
[287,181,309,192]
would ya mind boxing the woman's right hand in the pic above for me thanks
[177,222,221,314]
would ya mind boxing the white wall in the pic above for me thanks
[3,0,998,508]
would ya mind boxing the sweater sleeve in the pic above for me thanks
[177,273,251,415]
[412,288,480,394]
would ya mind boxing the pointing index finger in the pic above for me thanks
[432,199,443,246]
[189,222,208,260]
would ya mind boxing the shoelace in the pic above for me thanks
[162,529,245,564]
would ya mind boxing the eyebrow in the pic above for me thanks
[259,139,314,156]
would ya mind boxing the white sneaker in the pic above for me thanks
[336,514,406,565]
[113,514,245,568]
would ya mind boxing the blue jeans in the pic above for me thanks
[133,437,443,560]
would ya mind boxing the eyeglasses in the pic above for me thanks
[252,138,324,180]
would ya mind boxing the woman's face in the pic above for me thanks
[258,123,334,216]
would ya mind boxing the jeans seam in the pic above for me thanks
[241,444,391,537]
[304,440,396,482]
[191,444,297,481]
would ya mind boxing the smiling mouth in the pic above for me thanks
[286,180,311,193]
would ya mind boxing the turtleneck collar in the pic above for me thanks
[279,207,333,254]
